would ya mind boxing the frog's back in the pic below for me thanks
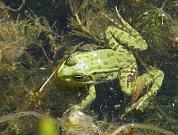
[74,49,137,82]
[82,49,136,71]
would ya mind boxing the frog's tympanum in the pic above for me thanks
[56,10,164,117]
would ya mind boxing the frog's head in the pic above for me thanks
[56,53,94,87]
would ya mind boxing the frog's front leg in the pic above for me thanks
[120,67,164,118]
[63,85,96,115]
[72,85,96,110]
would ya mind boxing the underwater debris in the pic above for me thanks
[0,13,54,63]
[0,110,176,135]
[0,1,63,134]
[108,123,176,135]
[61,109,99,135]
[0,0,25,12]
[133,0,178,65]
[0,1,10,19]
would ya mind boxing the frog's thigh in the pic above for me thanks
[125,68,164,114]
[131,73,154,102]
[78,85,96,109]
[143,68,164,100]
[119,69,134,95]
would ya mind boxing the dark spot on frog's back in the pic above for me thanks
[90,62,94,65]
[104,61,109,65]
[117,58,121,62]
[106,52,114,57]
[97,65,102,69]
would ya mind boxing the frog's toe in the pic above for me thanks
[72,105,81,110]
[121,99,148,117]
[63,108,71,116]
[136,99,149,111]
[63,105,81,116]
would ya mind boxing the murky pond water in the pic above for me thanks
[0,0,178,134]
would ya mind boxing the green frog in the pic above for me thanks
[56,9,164,117]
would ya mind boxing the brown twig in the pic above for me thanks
[0,111,61,125]
[110,123,176,135]
[5,0,25,12]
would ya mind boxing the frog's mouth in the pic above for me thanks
[57,71,95,87]
[59,74,96,85]
[56,76,96,89]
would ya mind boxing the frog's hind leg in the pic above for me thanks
[115,7,144,38]
[131,75,152,103]
[105,26,147,51]
[122,67,164,118]
[115,7,137,35]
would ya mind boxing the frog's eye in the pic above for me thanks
[74,73,84,80]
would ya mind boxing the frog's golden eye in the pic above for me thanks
[74,73,84,80]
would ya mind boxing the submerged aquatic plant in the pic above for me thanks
[0,110,176,135]
[0,11,55,63]
[134,0,177,65]
[0,1,63,134]
[68,0,111,45]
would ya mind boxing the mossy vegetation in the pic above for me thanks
[0,0,178,134]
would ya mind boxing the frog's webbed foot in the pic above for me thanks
[121,67,164,118]
[121,96,149,118]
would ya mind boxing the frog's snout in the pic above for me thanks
[56,68,71,82]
